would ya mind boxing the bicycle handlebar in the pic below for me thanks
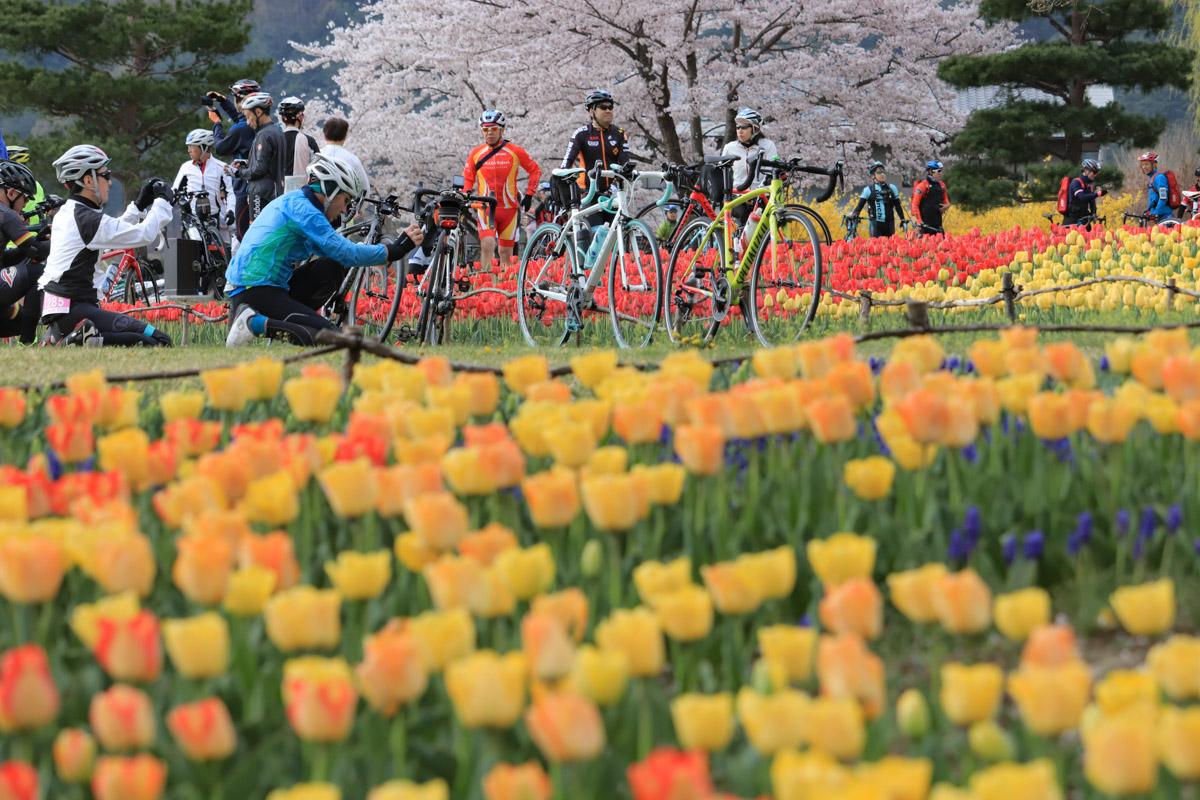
[411,187,498,216]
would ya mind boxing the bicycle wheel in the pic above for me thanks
[747,206,823,347]
[663,218,724,345]
[792,204,832,246]
[202,230,228,301]
[414,238,449,346]
[350,263,401,341]
[124,261,161,307]
[517,223,574,347]
[607,219,662,349]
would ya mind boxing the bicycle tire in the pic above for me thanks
[516,222,573,348]
[202,229,228,301]
[124,261,161,307]
[663,217,723,345]
[747,207,823,347]
[789,204,833,246]
[414,236,444,345]
[607,218,662,349]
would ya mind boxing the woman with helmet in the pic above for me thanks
[1062,159,1107,228]
[721,108,778,190]
[462,109,541,268]
[234,92,286,227]
[36,144,175,346]
[561,90,630,228]
[224,151,423,347]
[911,161,951,235]
[0,159,52,343]
[1138,152,1175,223]
[851,162,906,238]
[279,96,321,181]
[172,129,235,231]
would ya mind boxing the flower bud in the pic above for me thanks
[580,539,603,578]
[896,688,931,739]
[968,720,1015,763]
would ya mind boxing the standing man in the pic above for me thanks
[561,90,630,229]
[1138,152,1175,223]
[912,160,951,235]
[656,205,680,242]
[208,78,261,241]
[234,92,285,227]
[851,162,906,238]
[1062,159,1107,227]
[321,117,370,203]
[172,129,235,232]
[280,97,320,185]
[0,160,52,344]
[462,110,541,268]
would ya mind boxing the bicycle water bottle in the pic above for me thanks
[583,224,608,270]
[100,262,120,295]
[739,208,762,252]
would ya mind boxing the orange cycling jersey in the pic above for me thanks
[462,141,542,209]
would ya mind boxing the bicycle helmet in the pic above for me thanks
[868,161,886,175]
[539,181,551,192]
[306,151,362,202]
[279,96,305,122]
[734,108,764,130]
[229,79,261,99]
[585,90,615,109]
[1195,167,1200,178]
[53,144,111,186]
[925,160,944,172]
[1081,159,1101,172]
[1138,152,1159,162]
[0,160,36,198]
[240,92,273,112]
[6,146,29,165]
[185,129,214,150]
[479,109,506,128]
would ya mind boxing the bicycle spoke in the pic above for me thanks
[665,218,723,344]
[608,220,661,348]
[748,208,824,346]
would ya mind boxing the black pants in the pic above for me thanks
[44,302,172,346]
[230,257,342,346]
[235,193,250,241]
[0,261,44,344]
[869,220,895,238]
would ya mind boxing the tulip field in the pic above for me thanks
[5,305,1200,800]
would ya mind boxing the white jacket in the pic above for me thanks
[721,137,779,189]
[172,156,234,225]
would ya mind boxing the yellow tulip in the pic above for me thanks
[1007,659,1092,736]
[671,692,734,751]
[806,533,876,588]
[842,457,895,501]
[1110,578,1175,636]
[162,613,229,679]
[993,587,1050,642]
[324,550,391,600]
[594,607,663,677]
[939,663,1003,726]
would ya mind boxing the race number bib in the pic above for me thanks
[42,293,71,316]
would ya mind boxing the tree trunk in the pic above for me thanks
[1065,1,1086,165]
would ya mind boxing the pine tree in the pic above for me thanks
[0,0,273,197]
[937,0,1194,210]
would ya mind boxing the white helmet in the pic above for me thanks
[306,151,362,201]
[53,144,111,185]
[240,92,273,112]
[185,129,214,149]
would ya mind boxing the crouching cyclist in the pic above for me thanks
[0,159,52,343]
[38,145,174,346]
[224,151,422,347]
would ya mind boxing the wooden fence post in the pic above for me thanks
[905,300,929,332]
[857,291,872,332]
[341,326,362,390]
[180,311,190,346]
[1001,272,1017,323]
[1167,278,1177,310]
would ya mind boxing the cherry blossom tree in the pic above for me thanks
[287,0,1016,194]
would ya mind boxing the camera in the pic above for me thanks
[201,96,215,108]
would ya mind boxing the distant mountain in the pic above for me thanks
[246,0,365,101]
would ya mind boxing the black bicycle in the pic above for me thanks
[174,183,230,299]
[1122,211,1178,228]
[324,193,413,342]
[408,180,496,346]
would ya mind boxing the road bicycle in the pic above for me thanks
[1122,211,1180,228]
[174,183,230,300]
[407,179,496,346]
[633,161,719,253]
[98,248,164,307]
[1042,211,1107,229]
[664,155,840,347]
[518,163,669,349]
[842,215,861,241]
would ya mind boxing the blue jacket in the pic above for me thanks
[226,186,387,292]
[213,96,254,197]
[1146,171,1174,220]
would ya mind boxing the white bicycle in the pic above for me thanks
[517,163,670,348]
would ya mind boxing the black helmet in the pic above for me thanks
[585,90,615,109]
[230,79,261,99]
[0,160,37,198]
[279,96,305,122]
[1082,159,1101,173]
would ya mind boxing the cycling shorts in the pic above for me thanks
[477,206,520,247]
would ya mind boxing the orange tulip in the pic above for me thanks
[530,589,589,643]
[525,691,606,762]
[1086,398,1137,444]
[0,644,60,733]
[931,568,992,634]
[701,561,763,615]
[458,523,519,566]
[521,470,580,529]
[612,398,664,444]
[164,419,223,458]
[521,612,575,681]
[240,531,301,592]
[423,555,515,618]
[454,372,500,417]
[1131,346,1166,390]
[53,728,96,783]
[0,537,64,603]
[826,360,875,410]
[818,577,883,640]
[356,622,429,716]
[816,633,886,719]
[580,473,643,531]
[805,394,856,443]
[0,388,27,428]
[0,761,37,800]
[91,533,157,598]
[482,762,552,800]
[672,424,724,475]
[91,754,167,800]
[283,657,359,742]
[1180,399,1200,440]
[374,462,444,516]
[45,422,94,463]
[93,610,162,683]
[89,684,156,751]
[1020,624,1079,668]
[403,492,469,550]
[172,533,234,606]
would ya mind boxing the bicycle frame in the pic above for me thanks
[682,175,785,291]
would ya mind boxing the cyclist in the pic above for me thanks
[235,92,286,226]
[37,145,174,347]
[1062,159,1107,227]
[851,162,906,238]
[4,146,46,228]
[462,110,541,268]
[721,108,778,190]
[1138,152,1174,223]
[208,78,261,241]
[172,129,235,231]
[561,90,630,227]
[0,160,52,344]
[912,160,951,235]
[656,205,680,241]
[280,96,320,181]
[1183,167,1200,220]
[224,151,423,348]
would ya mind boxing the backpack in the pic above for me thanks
[1057,176,1071,214]
[1165,171,1183,208]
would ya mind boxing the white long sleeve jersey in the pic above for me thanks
[172,157,235,224]
[38,194,173,304]
[721,137,779,190]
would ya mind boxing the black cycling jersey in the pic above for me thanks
[1065,175,1101,220]
[561,123,630,195]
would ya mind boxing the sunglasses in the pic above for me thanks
[97,171,114,182]
[481,125,502,131]
[593,104,614,111]
[735,124,753,131]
